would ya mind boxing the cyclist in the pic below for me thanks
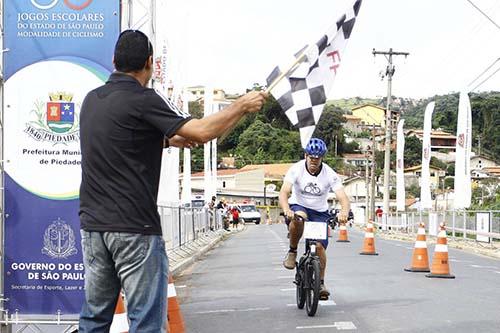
[279,138,350,300]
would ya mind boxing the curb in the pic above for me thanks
[170,225,247,276]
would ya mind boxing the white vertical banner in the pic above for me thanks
[181,90,192,206]
[396,119,406,212]
[204,85,214,202]
[454,91,472,209]
[154,30,181,206]
[211,134,218,201]
[420,102,435,210]
[181,148,192,205]
[157,148,180,205]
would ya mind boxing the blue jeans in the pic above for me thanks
[79,231,168,333]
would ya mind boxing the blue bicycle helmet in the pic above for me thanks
[304,138,327,157]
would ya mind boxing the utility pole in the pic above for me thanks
[365,152,370,223]
[370,124,376,220]
[372,48,409,218]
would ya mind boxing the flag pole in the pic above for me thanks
[265,52,307,93]
[218,51,308,142]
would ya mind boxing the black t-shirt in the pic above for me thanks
[79,72,191,235]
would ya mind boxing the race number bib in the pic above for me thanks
[303,222,327,240]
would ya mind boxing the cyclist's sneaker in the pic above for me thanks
[283,251,297,270]
[319,284,330,300]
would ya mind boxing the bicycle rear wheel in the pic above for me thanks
[295,266,306,309]
[305,258,321,316]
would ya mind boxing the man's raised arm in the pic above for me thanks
[175,91,267,143]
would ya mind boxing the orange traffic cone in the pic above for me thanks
[359,220,378,255]
[336,222,350,242]
[110,294,129,333]
[404,222,430,272]
[426,223,455,279]
[167,275,186,333]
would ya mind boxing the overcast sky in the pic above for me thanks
[162,0,500,99]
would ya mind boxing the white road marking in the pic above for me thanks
[297,322,357,330]
[470,265,498,269]
[175,285,187,288]
[195,307,270,314]
[281,288,295,291]
[492,271,500,274]
[272,261,282,265]
[449,258,472,263]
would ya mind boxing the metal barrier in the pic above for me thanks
[158,205,223,251]
[360,210,500,242]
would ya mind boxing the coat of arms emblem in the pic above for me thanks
[457,133,465,148]
[25,91,80,144]
[423,147,429,160]
[42,219,78,259]
[46,92,75,133]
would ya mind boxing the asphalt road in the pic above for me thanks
[175,223,500,333]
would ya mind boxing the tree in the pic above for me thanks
[404,136,422,167]
[430,156,447,171]
[406,183,420,199]
[235,120,302,164]
[188,101,203,119]
[187,146,205,172]
[444,177,454,190]
[446,164,455,176]
[313,104,352,156]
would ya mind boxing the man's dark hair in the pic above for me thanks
[114,30,153,72]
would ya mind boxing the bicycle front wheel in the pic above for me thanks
[305,258,321,316]
[296,266,306,309]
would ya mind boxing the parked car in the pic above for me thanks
[238,203,261,224]
[191,194,205,209]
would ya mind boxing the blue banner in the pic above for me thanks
[3,0,119,315]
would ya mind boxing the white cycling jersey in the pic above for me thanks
[284,160,343,212]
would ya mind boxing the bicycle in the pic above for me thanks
[292,215,328,317]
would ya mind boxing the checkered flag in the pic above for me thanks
[266,0,362,148]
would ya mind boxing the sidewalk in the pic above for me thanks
[169,224,247,276]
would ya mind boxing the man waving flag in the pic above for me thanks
[266,0,362,148]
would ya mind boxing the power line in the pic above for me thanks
[466,0,500,32]
[471,65,500,91]
[467,57,500,87]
